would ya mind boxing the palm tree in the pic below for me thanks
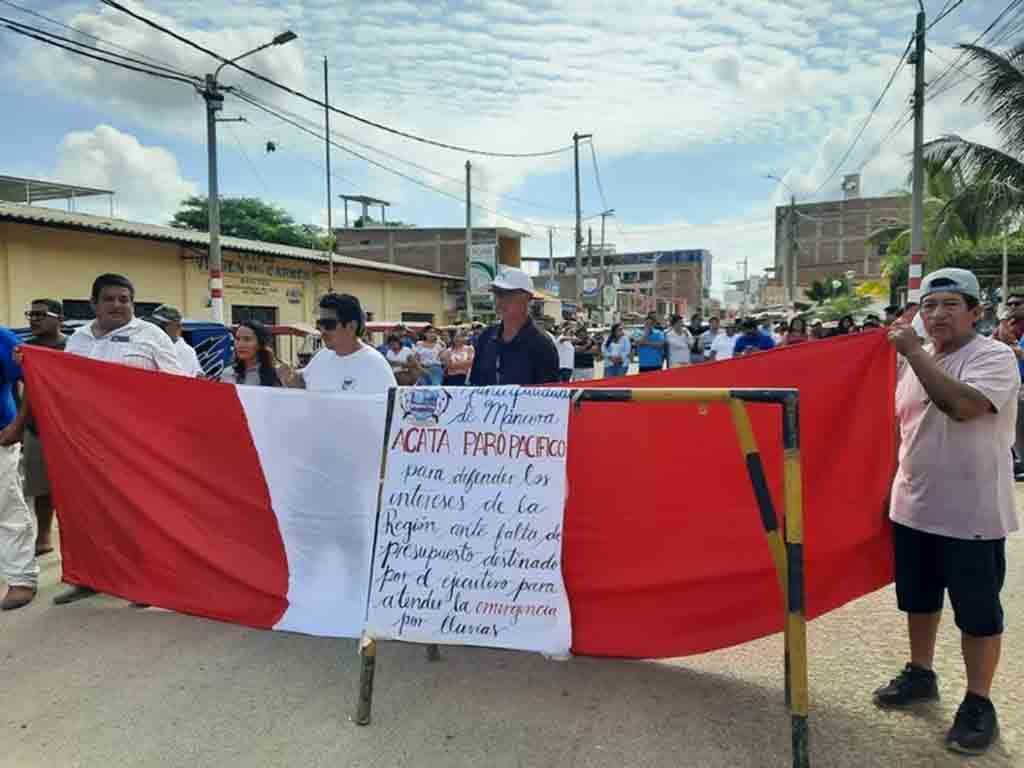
[923,43,1024,216]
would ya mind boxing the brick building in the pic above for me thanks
[772,194,910,294]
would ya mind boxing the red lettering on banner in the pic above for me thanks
[463,431,567,459]
[390,427,451,454]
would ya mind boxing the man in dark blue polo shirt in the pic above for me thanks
[733,318,776,356]
[469,267,559,386]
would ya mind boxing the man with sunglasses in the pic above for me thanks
[0,300,67,561]
[282,293,396,394]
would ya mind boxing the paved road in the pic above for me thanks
[2,509,1021,767]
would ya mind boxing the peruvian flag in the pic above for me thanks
[24,331,896,657]
[24,348,382,637]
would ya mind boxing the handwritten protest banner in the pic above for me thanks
[366,387,573,655]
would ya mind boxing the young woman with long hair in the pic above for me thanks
[221,320,282,386]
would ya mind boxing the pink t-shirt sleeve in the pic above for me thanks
[961,343,1018,414]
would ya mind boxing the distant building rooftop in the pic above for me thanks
[0,174,113,209]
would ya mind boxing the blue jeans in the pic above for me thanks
[418,365,444,386]
[604,363,628,378]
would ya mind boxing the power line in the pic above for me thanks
[927,0,967,30]
[0,0,184,73]
[2,22,200,86]
[927,0,1022,95]
[99,0,573,159]
[587,140,630,242]
[234,89,576,215]
[2,16,198,80]
[927,46,985,84]
[234,92,570,234]
[812,34,915,198]
[224,120,271,196]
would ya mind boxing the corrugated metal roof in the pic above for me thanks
[0,204,462,281]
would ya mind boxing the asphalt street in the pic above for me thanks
[2,506,1021,768]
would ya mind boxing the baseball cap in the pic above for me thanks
[920,268,980,301]
[149,304,183,324]
[489,266,534,295]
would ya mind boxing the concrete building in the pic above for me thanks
[772,194,909,297]
[332,226,524,277]
[0,204,458,329]
[532,249,712,320]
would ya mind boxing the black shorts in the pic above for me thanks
[559,369,573,383]
[638,365,663,374]
[892,522,1006,637]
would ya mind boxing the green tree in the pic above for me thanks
[813,293,872,322]
[923,42,1024,217]
[171,196,331,249]
[804,276,850,305]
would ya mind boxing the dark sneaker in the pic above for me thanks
[873,663,939,708]
[946,693,999,755]
[53,585,97,606]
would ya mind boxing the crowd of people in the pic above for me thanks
[0,263,1019,757]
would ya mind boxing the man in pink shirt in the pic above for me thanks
[874,268,1018,756]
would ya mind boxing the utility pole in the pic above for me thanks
[908,10,927,303]
[203,75,225,323]
[201,30,297,324]
[323,56,334,292]
[573,132,592,309]
[465,160,473,323]
[736,258,749,316]
[787,195,797,305]
[548,228,554,293]
[599,209,615,319]
[1003,227,1009,315]
[587,226,593,321]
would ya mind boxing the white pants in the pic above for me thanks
[1,444,37,589]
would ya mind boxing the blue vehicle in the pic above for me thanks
[11,320,234,380]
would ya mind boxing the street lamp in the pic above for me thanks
[761,174,798,306]
[203,30,298,323]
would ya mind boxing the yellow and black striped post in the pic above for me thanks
[577,387,809,767]
[781,393,809,768]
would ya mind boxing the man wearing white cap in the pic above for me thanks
[468,267,559,386]
[148,305,202,378]
[875,268,1018,755]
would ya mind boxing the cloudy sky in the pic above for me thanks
[3,0,1006,294]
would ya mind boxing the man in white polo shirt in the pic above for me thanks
[55,273,183,606]
[874,268,1018,756]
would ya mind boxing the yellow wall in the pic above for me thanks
[0,222,446,328]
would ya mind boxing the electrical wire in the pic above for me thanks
[224,120,272,196]
[234,88,576,215]
[927,0,1022,96]
[233,92,570,233]
[812,34,915,198]
[2,17,199,80]
[99,0,574,159]
[0,0,184,73]
[2,22,201,86]
[587,140,630,243]
[926,0,967,30]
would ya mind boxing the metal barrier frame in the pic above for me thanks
[355,386,808,768]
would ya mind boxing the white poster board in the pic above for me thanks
[366,387,573,656]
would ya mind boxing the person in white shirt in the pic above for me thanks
[709,324,738,361]
[665,315,694,368]
[55,273,184,607]
[64,275,184,375]
[602,322,631,378]
[385,335,418,386]
[147,305,202,377]
[699,317,722,359]
[556,324,577,383]
[282,293,397,394]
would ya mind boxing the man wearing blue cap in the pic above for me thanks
[874,268,1018,755]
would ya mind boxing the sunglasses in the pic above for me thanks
[316,317,339,331]
[25,311,59,320]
